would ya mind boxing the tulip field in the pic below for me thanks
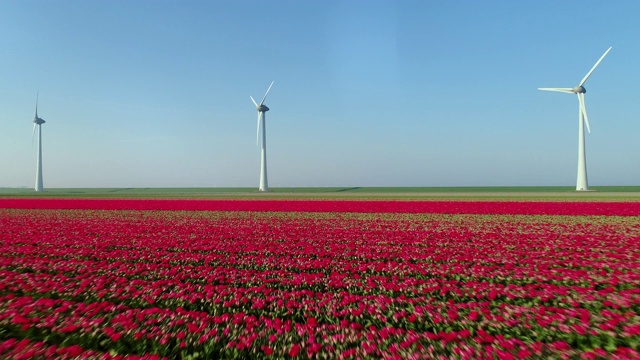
[1,199,639,359]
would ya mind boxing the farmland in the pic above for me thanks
[1,199,639,358]
[2,186,640,201]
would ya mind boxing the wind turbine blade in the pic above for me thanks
[579,46,612,86]
[259,81,274,106]
[578,93,591,133]
[538,88,574,93]
[35,91,39,118]
[32,124,36,147]
[250,95,258,107]
[256,112,261,146]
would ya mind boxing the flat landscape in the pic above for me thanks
[1,194,639,358]
[3,1,640,358]
[2,186,640,200]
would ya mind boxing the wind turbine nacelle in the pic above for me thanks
[572,85,586,94]
[258,105,270,112]
[33,118,46,125]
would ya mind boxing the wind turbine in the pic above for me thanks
[538,46,611,191]
[32,93,46,192]
[250,81,274,192]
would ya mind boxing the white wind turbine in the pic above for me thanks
[32,93,46,192]
[539,46,611,191]
[250,81,274,192]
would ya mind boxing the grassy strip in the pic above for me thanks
[2,186,640,201]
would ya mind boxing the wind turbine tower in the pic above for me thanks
[33,94,46,192]
[251,81,274,192]
[538,46,611,191]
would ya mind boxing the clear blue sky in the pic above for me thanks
[1,1,638,188]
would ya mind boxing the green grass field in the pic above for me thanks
[2,186,640,200]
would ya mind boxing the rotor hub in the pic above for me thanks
[572,85,586,94]
[258,105,269,112]
[33,117,45,124]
